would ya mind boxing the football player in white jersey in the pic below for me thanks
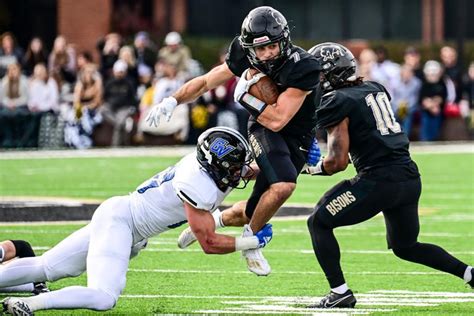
[0,127,273,316]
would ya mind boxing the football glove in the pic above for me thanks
[233,69,266,103]
[145,96,178,127]
[306,137,321,165]
[254,223,273,248]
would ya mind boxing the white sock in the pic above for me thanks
[464,266,472,282]
[212,209,225,229]
[0,246,4,263]
[0,283,34,293]
[332,283,349,294]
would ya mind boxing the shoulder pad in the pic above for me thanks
[173,164,218,211]
[316,90,351,129]
[225,36,250,77]
[279,48,320,90]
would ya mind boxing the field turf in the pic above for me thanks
[0,151,473,315]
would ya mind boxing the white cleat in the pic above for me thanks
[2,297,34,316]
[242,248,271,276]
[177,227,197,249]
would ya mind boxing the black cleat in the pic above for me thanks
[31,282,49,295]
[308,289,357,308]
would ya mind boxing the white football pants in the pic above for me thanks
[0,196,146,311]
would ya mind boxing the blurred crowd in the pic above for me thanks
[0,30,472,149]
[358,45,473,141]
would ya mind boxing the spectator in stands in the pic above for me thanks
[22,37,48,77]
[27,63,59,147]
[158,31,191,80]
[48,35,77,92]
[357,48,376,81]
[459,62,474,133]
[101,59,137,146]
[391,64,422,139]
[119,45,138,88]
[370,45,400,96]
[76,51,94,73]
[133,31,156,71]
[136,64,153,101]
[0,63,29,148]
[0,32,24,78]
[97,33,122,82]
[65,64,103,149]
[137,59,187,144]
[419,60,447,141]
[440,46,463,103]
[403,46,424,81]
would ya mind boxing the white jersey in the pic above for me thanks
[129,152,232,239]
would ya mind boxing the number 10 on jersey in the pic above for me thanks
[365,92,401,135]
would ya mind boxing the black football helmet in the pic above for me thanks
[308,42,357,92]
[197,127,253,190]
[239,6,292,75]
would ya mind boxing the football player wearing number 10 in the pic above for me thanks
[303,42,473,308]
[1,127,273,316]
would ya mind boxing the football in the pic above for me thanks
[246,68,279,105]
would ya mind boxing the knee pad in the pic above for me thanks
[11,240,35,258]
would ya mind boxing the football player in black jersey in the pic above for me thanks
[146,6,321,275]
[304,42,473,308]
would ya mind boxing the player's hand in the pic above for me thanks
[234,69,266,102]
[255,223,273,248]
[306,137,321,166]
[145,96,178,127]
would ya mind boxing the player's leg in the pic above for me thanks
[246,126,302,233]
[0,240,49,295]
[0,225,90,288]
[385,177,473,286]
[307,176,393,308]
[9,196,136,313]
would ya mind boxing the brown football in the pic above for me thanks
[246,68,279,105]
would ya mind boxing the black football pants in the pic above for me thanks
[307,165,469,288]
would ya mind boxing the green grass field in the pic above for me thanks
[0,151,473,315]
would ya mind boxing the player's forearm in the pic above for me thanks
[197,233,256,254]
[173,76,209,104]
[324,119,350,174]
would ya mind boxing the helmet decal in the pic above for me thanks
[209,138,236,159]
[253,36,270,45]
[319,45,346,62]
[271,11,284,26]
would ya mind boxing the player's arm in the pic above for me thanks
[184,202,263,254]
[173,63,235,104]
[322,117,350,175]
[256,88,309,132]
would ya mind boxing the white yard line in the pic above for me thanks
[126,268,450,275]
[120,290,474,315]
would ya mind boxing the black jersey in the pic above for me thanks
[316,81,411,173]
[225,36,321,137]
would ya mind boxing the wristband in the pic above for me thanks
[311,159,329,176]
[235,236,259,251]
[239,92,268,118]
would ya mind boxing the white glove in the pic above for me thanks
[145,96,178,127]
[233,69,266,102]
